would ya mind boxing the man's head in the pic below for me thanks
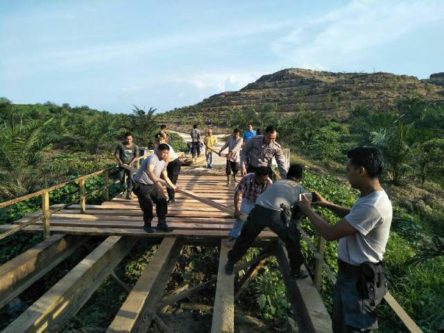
[233,128,241,138]
[346,147,384,188]
[123,132,133,144]
[264,125,277,144]
[254,166,270,184]
[157,143,170,161]
[247,123,253,131]
[160,124,167,130]
[207,128,213,136]
[193,124,198,129]
[287,164,304,181]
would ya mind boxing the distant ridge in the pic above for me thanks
[161,68,444,125]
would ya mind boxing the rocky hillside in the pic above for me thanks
[160,68,444,126]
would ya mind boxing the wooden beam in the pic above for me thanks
[234,257,269,301]
[383,292,423,333]
[107,236,182,332]
[275,242,332,333]
[0,234,87,310]
[211,240,235,333]
[3,236,136,333]
[0,224,276,239]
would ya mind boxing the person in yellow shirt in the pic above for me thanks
[204,128,217,169]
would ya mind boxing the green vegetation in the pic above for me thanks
[0,95,443,331]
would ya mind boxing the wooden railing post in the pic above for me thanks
[79,178,86,213]
[41,190,50,239]
[314,236,326,291]
[104,171,110,201]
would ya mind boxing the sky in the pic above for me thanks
[0,0,443,114]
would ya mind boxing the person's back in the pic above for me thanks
[255,179,304,211]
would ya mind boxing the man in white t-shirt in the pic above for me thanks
[299,147,392,332]
[133,144,179,233]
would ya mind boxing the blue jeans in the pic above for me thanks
[228,199,255,238]
[206,151,213,167]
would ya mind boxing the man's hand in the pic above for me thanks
[234,209,241,219]
[174,185,180,193]
[312,191,330,206]
[241,165,247,176]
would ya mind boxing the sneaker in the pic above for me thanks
[290,269,309,279]
[157,224,173,233]
[143,225,154,233]
[167,198,175,204]
[125,192,133,200]
[224,260,235,275]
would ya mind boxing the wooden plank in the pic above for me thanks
[107,237,182,332]
[18,214,235,227]
[0,235,87,310]
[275,243,332,333]
[211,240,235,333]
[27,219,233,230]
[3,236,136,333]
[0,224,276,238]
[383,292,423,333]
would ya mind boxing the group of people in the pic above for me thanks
[115,125,393,332]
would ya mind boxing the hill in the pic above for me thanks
[160,68,444,127]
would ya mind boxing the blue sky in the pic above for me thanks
[1,0,443,114]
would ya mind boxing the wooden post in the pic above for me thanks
[79,178,86,213]
[41,190,50,239]
[314,236,326,291]
[104,171,110,201]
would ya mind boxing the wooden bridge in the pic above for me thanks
[0,164,423,332]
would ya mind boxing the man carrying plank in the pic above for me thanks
[225,164,308,279]
[228,167,272,241]
[203,128,217,169]
[133,144,178,233]
[219,128,243,185]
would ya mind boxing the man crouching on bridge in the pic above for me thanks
[299,147,392,332]
[225,164,308,279]
[133,144,179,233]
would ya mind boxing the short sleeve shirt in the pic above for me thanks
[339,191,393,265]
[115,143,138,164]
[235,173,272,202]
[133,153,167,185]
[255,179,304,211]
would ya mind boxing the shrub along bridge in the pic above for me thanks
[0,162,423,332]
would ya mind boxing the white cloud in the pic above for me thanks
[172,72,262,91]
[272,0,444,69]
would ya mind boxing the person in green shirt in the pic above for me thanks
[114,132,139,199]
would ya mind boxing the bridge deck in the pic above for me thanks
[8,173,276,238]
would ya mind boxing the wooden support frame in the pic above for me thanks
[3,236,136,333]
[107,237,183,332]
[0,234,87,310]
[211,240,235,333]
[79,178,86,213]
[275,242,332,333]
[41,190,50,238]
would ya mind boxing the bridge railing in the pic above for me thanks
[0,156,145,241]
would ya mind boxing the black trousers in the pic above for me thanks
[247,165,273,179]
[133,183,168,226]
[191,142,201,158]
[228,205,304,272]
[167,159,181,200]
[225,160,240,176]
